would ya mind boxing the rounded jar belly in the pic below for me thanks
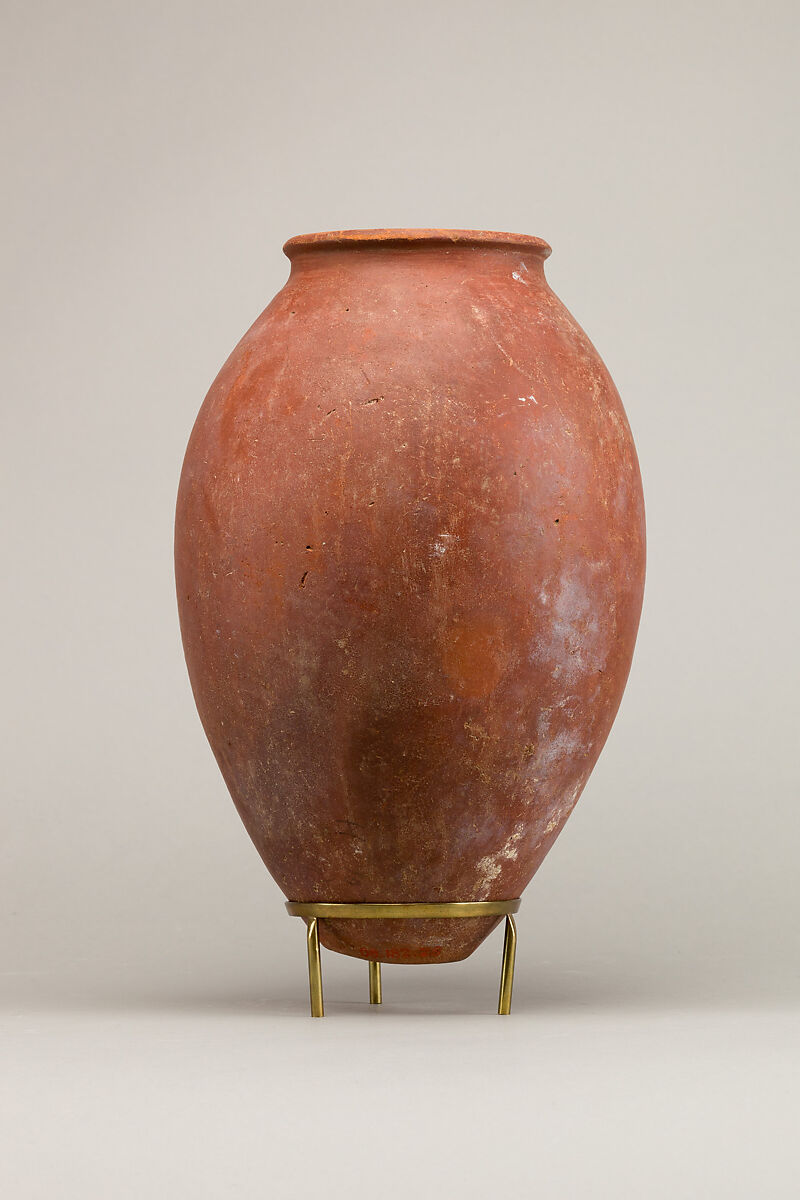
[175,230,645,964]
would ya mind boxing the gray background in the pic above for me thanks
[2,1,798,1196]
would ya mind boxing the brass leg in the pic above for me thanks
[306,917,324,1017]
[368,960,382,1005]
[497,914,517,1015]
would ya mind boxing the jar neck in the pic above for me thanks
[286,246,550,292]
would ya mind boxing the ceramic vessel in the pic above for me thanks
[175,229,645,964]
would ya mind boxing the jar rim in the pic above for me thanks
[283,228,552,259]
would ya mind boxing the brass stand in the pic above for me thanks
[286,900,520,1017]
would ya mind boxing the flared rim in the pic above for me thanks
[283,228,552,259]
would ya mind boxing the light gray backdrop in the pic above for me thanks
[2,1,798,1197]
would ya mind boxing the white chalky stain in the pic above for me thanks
[530,567,609,684]
[545,781,585,834]
[476,822,527,895]
[531,725,585,775]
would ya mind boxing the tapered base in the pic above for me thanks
[287,900,520,1017]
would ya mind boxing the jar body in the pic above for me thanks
[175,231,645,963]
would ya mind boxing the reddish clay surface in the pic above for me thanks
[175,229,645,963]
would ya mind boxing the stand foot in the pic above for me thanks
[498,914,517,1015]
[306,917,324,1017]
[369,960,382,1005]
